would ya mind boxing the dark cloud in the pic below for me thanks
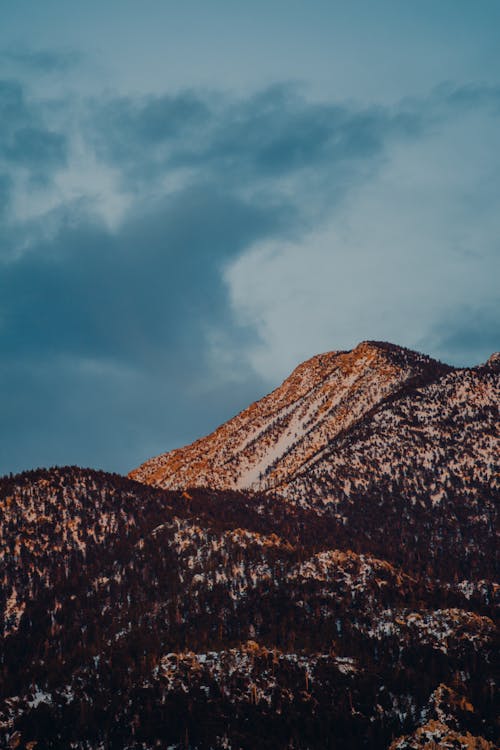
[0,173,12,215]
[0,81,309,474]
[0,180,287,474]
[0,48,81,72]
[92,92,210,182]
[92,85,423,193]
[4,125,65,169]
[98,92,210,146]
[434,82,500,113]
[0,184,288,363]
[0,79,67,175]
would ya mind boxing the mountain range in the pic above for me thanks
[1,341,498,749]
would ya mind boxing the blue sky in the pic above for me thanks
[1,1,499,475]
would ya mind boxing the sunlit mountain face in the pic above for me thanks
[1,342,498,749]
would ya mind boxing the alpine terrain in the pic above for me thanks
[1,341,498,749]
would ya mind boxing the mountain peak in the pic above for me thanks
[130,341,452,492]
[353,339,446,367]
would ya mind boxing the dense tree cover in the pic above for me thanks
[0,466,498,748]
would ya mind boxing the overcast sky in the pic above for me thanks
[1,1,499,476]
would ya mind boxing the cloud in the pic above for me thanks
[0,74,499,475]
[224,87,500,380]
[91,84,423,209]
[0,79,67,181]
[0,184,287,363]
[435,81,500,114]
[0,177,285,474]
[0,48,81,73]
[0,173,12,215]
[92,91,211,183]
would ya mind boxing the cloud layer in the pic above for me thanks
[1,70,499,475]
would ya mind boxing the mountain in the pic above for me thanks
[1,341,498,749]
[130,340,494,498]
[131,341,498,579]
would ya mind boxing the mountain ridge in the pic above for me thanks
[129,341,482,495]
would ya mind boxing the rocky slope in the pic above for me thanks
[130,342,453,492]
[130,342,497,507]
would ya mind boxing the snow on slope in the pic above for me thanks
[130,341,450,493]
[283,364,499,506]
